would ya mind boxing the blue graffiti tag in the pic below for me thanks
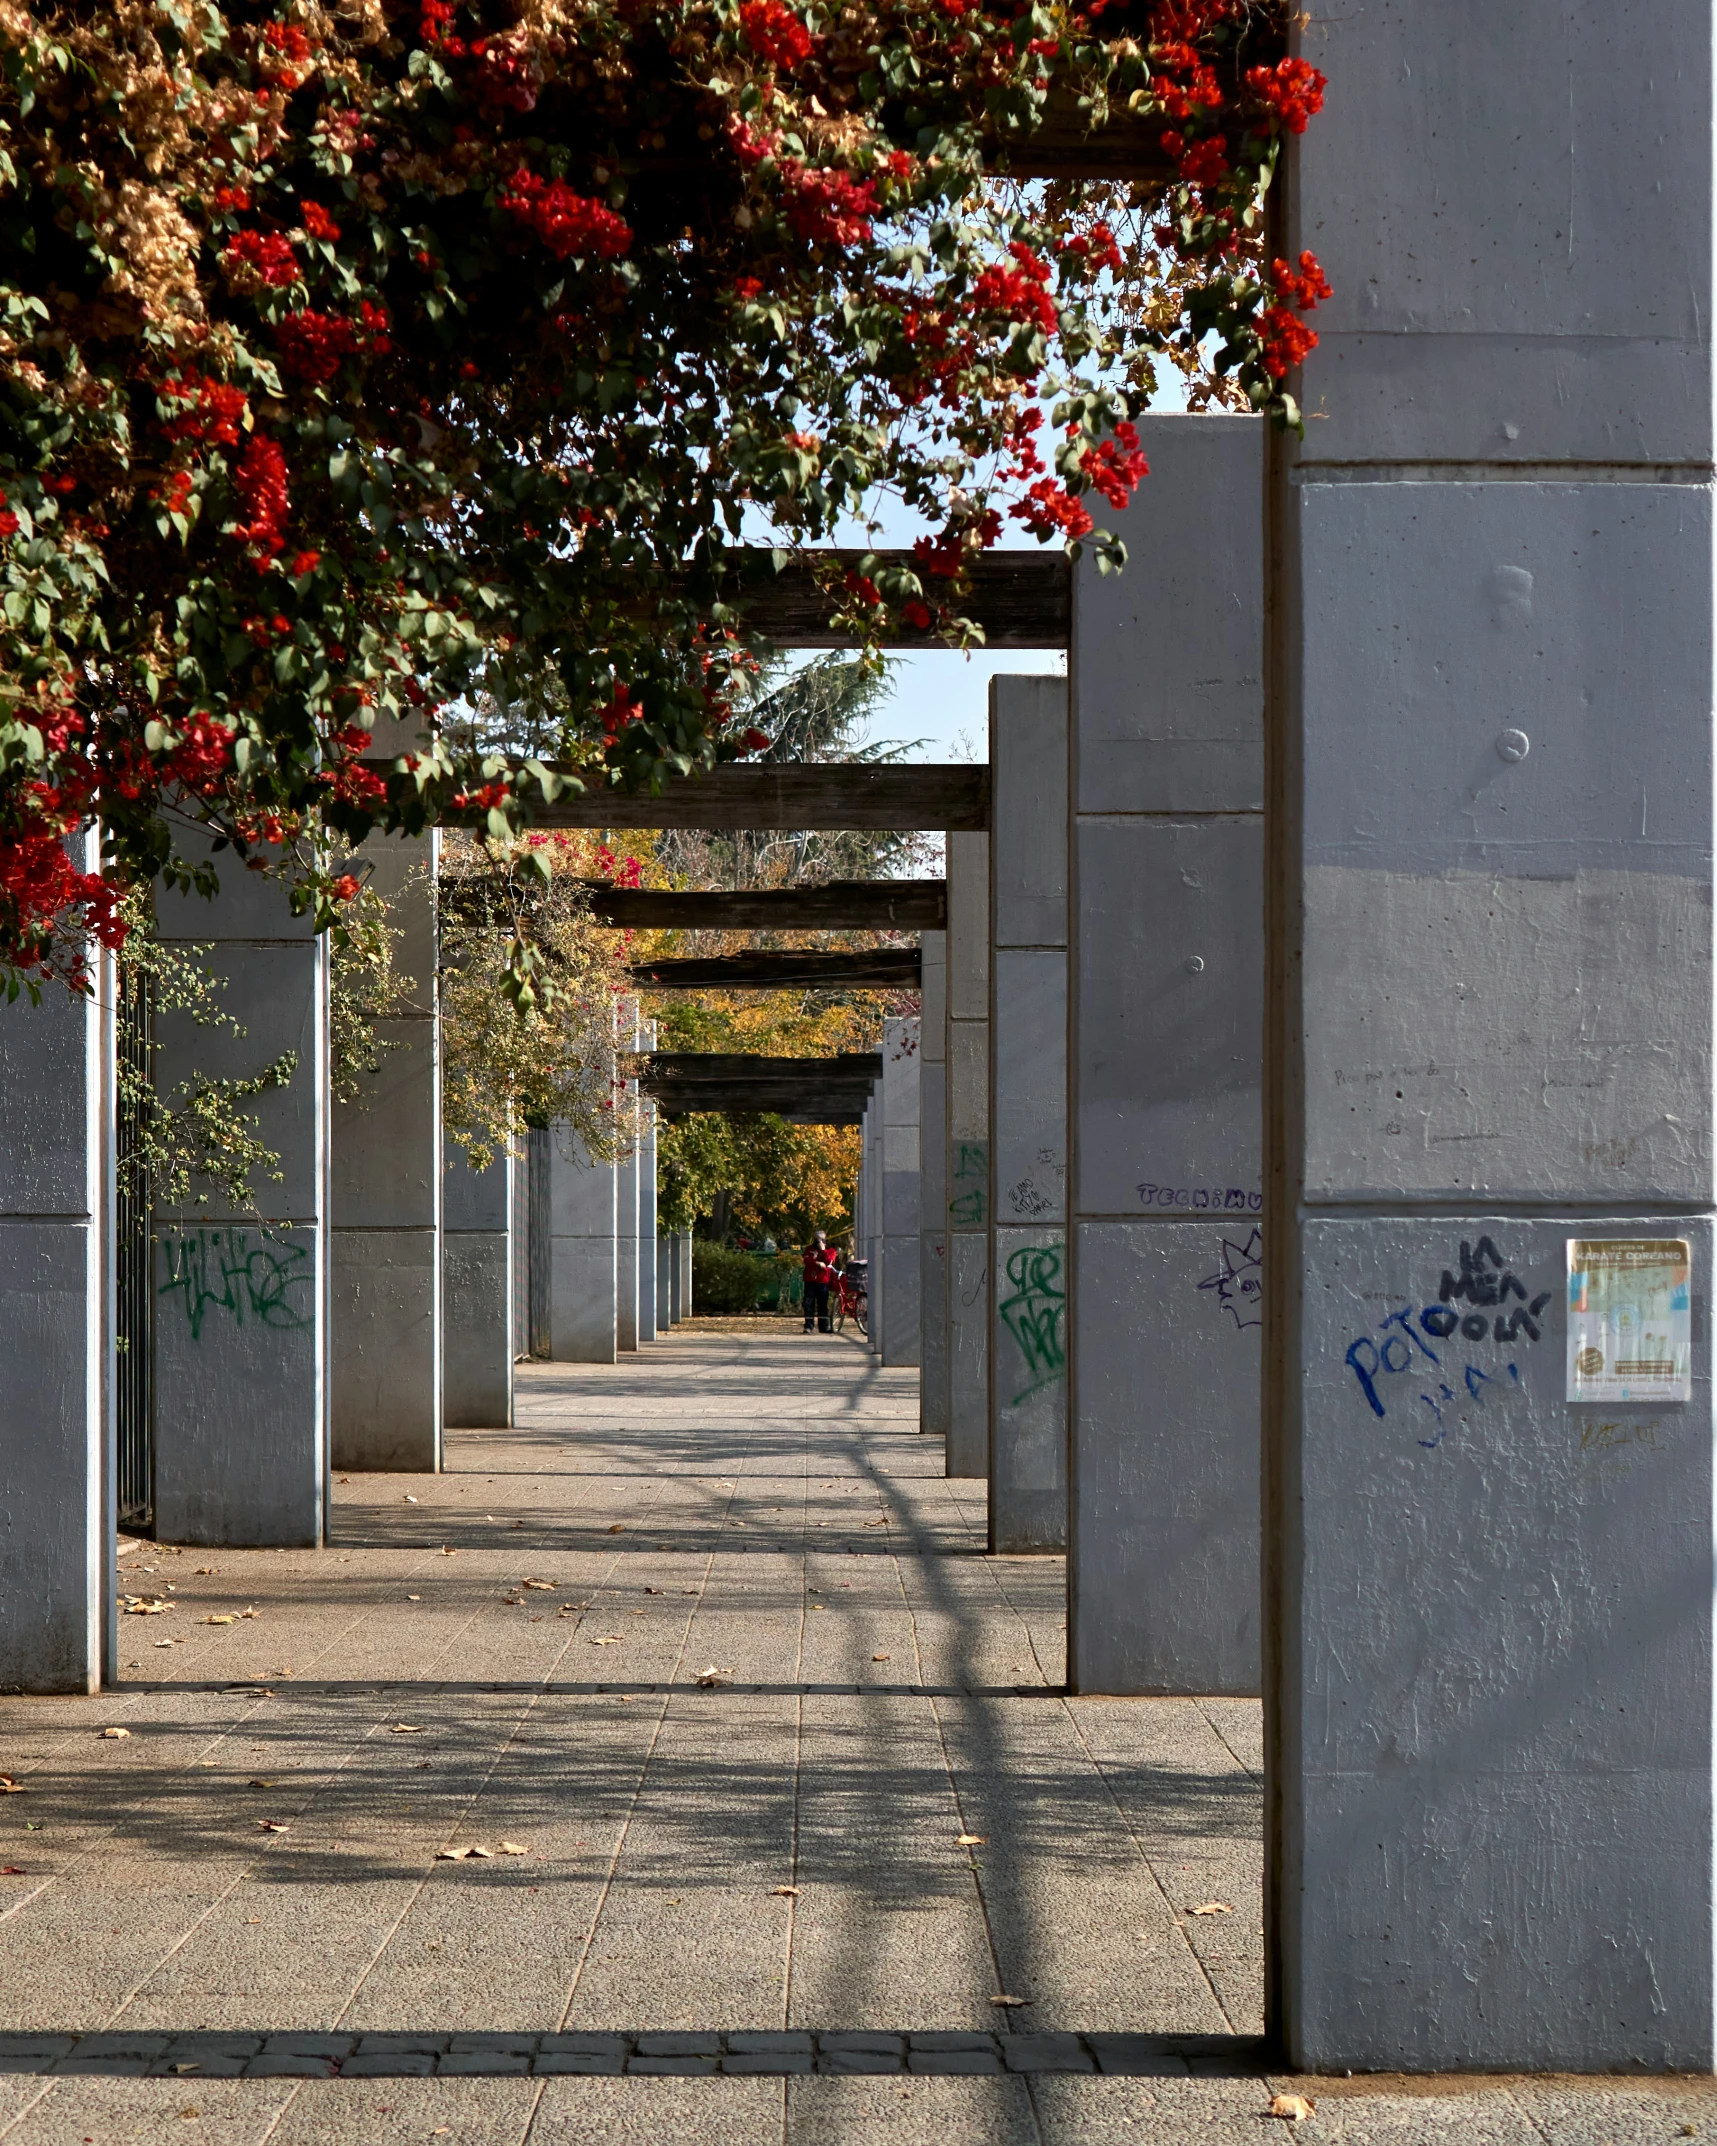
[1343,1239,1551,1444]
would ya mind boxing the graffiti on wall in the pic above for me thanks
[998,1239,1066,1405]
[159,1226,315,1341]
[1342,1236,1552,1448]
[949,1141,989,1227]
[1198,1228,1262,1331]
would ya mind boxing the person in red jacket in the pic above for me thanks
[802,1230,838,1334]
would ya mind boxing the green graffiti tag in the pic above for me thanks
[949,1140,989,1227]
[159,1227,315,1341]
[998,1239,1066,1404]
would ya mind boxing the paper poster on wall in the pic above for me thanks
[1566,1239,1691,1403]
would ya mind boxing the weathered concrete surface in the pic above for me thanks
[676,1230,692,1324]
[879,1018,921,1367]
[639,1023,658,1341]
[153,855,328,1549]
[919,930,949,1439]
[1265,0,1717,2074]
[547,1130,617,1364]
[331,834,441,1473]
[1070,416,1264,1692]
[989,677,1067,1553]
[442,1142,513,1429]
[617,1002,642,1354]
[946,833,990,1475]
[657,1236,674,1334]
[0,841,106,1694]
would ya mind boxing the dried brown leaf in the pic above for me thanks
[1190,1901,1234,1916]
[957,1833,986,1846]
[100,1727,131,1740]
[1268,2095,1316,2122]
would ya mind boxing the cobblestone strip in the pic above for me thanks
[0,2030,1262,2079]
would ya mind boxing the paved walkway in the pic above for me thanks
[0,1329,1711,2141]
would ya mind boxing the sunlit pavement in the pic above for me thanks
[0,1327,1708,2142]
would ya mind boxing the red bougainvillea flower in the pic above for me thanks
[221,229,301,286]
[275,311,359,386]
[740,0,815,68]
[779,163,876,248]
[299,199,342,243]
[332,872,362,901]
[1245,57,1327,135]
[499,170,632,260]
[231,434,290,561]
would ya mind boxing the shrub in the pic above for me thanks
[693,1241,767,1316]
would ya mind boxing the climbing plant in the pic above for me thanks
[0,0,1325,985]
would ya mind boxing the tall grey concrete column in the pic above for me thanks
[861,1099,882,1353]
[676,1231,691,1324]
[919,931,949,1435]
[154,856,329,1547]
[989,677,1068,1553]
[0,846,110,1694]
[1267,2,1716,2072]
[945,830,989,1474]
[548,1127,616,1363]
[616,998,640,1353]
[331,832,440,1470]
[1068,415,1263,1693]
[442,1142,513,1428]
[879,1018,921,1364]
[638,1022,658,1340]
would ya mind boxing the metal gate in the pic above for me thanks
[526,1126,551,1358]
[115,963,154,1532]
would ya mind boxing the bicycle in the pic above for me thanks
[834,1260,868,1337]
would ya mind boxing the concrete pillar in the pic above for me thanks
[1067,415,1263,1693]
[879,1019,921,1364]
[548,1126,617,1362]
[1266,2,1716,2072]
[919,931,949,1436]
[638,1023,657,1340]
[442,1142,513,1428]
[989,677,1068,1552]
[861,1099,882,1352]
[656,1236,673,1331]
[616,999,640,1352]
[676,1231,691,1324]
[0,840,110,1693]
[945,831,989,1473]
[153,856,328,1547]
[331,833,440,1470]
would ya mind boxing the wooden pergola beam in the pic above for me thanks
[585,880,944,930]
[534,764,988,832]
[704,549,1069,649]
[642,1052,884,1083]
[631,947,920,990]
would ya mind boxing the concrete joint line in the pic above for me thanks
[1290,460,1715,485]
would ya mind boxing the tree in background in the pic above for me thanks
[659,1110,859,1251]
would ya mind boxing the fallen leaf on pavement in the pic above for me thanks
[643,1587,663,1596]
[406,1595,422,1603]
[606,1523,626,1534]
[1190,1901,1233,1916]
[195,1568,217,1576]
[122,1597,171,1615]
[956,1833,986,1846]
[100,1727,130,1740]
[499,1842,527,1856]
[240,1609,259,1619]
[154,1639,175,1648]
[522,1578,556,1591]
[771,1885,802,1897]
[404,1495,418,1504]
[589,1635,622,1647]
[243,1918,261,1925]
[440,1546,458,1556]
[436,1846,471,1861]
[249,1780,274,1789]
[0,1867,25,1877]
[991,1995,1031,2008]
[257,1821,289,1833]
[872,1653,890,1662]
[0,1777,23,1793]
[390,1724,425,1734]
[203,1615,236,1626]
[696,1667,733,1687]
[468,1845,494,1859]
[1268,2095,1316,2123]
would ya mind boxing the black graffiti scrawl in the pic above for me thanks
[1431,1236,1553,1345]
